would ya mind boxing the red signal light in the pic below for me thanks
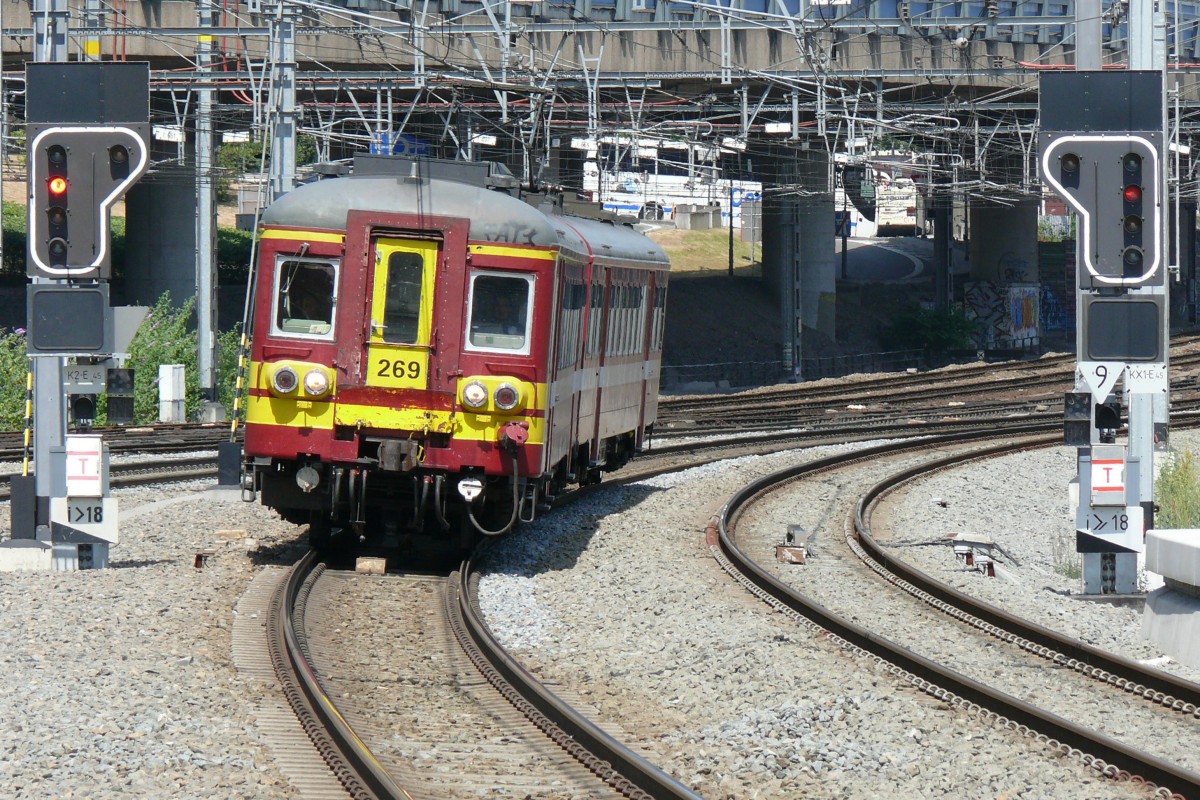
[1123,184,1142,204]
[48,176,67,196]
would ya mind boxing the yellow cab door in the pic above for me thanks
[365,237,438,390]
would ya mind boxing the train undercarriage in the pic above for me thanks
[245,431,641,564]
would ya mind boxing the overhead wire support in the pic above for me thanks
[266,0,297,202]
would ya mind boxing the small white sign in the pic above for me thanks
[1078,361,1124,404]
[50,496,119,544]
[1125,362,1168,394]
[64,364,106,394]
[152,124,185,143]
[65,435,103,498]
[1080,504,1143,553]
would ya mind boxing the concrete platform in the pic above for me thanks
[1145,528,1200,585]
[0,540,52,571]
[1143,529,1200,669]
[1143,587,1200,669]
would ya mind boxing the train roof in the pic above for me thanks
[260,167,668,270]
[555,214,669,270]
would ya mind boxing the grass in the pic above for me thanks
[1157,449,1200,529]
[646,226,761,273]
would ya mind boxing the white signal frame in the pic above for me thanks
[1040,133,1162,287]
[27,125,150,278]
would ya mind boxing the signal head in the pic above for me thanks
[47,144,66,167]
[47,237,67,265]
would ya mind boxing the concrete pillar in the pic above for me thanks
[798,192,836,340]
[1175,202,1196,325]
[761,145,835,379]
[967,198,1040,284]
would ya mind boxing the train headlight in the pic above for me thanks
[493,382,521,411]
[462,380,488,409]
[302,368,331,398]
[271,365,299,395]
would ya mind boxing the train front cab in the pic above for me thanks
[246,208,564,550]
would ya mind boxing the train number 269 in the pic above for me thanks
[376,359,422,380]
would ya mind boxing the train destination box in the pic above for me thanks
[1089,445,1125,507]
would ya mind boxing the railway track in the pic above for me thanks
[715,428,1200,798]
[656,336,1200,436]
[248,550,701,799]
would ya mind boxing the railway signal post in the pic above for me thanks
[3,63,150,570]
[1039,70,1168,595]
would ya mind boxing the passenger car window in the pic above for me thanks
[468,273,531,351]
[276,259,337,337]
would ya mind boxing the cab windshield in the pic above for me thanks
[467,273,532,351]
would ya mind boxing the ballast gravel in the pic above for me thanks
[0,469,306,799]
[0,432,1193,799]
[477,437,1181,799]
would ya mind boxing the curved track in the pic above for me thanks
[712,428,1200,798]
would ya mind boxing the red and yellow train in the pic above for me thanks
[241,157,669,558]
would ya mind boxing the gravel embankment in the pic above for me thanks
[0,466,303,799]
[872,435,1200,682]
[478,437,1181,799]
[1,431,1193,799]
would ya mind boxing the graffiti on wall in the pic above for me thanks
[964,281,1041,347]
[964,281,1004,348]
[998,251,1035,284]
[1040,284,1071,331]
[1008,284,1040,343]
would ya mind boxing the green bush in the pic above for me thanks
[881,304,979,352]
[124,294,207,423]
[217,227,256,283]
[1157,449,1200,529]
[0,329,32,431]
[2,201,27,279]
[0,295,248,430]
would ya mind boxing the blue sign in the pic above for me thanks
[370,132,430,157]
